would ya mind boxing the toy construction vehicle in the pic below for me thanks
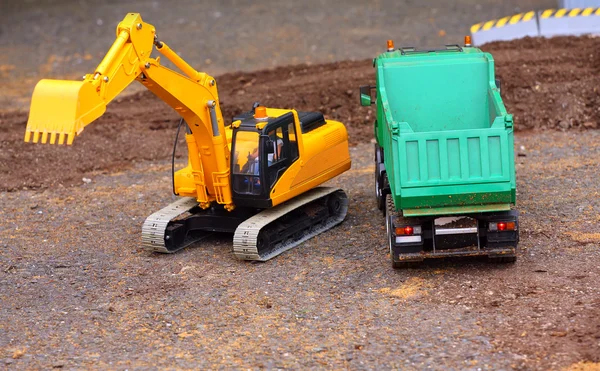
[24,13,351,261]
[361,37,519,268]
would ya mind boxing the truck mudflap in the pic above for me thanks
[385,195,518,268]
[392,246,516,262]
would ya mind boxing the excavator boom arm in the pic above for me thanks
[24,13,233,207]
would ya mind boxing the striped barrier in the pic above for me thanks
[539,7,600,37]
[470,11,538,45]
[470,7,600,45]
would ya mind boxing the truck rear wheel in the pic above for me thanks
[386,195,422,269]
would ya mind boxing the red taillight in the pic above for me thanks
[395,226,414,235]
[489,221,516,232]
[395,225,421,235]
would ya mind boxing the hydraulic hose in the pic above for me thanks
[171,118,186,195]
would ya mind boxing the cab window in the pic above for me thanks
[287,121,299,161]
[267,127,284,165]
[232,130,262,195]
[232,131,260,175]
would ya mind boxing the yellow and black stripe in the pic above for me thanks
[471,11,536,34]
[540,7,600,19]
[471,7,600,34]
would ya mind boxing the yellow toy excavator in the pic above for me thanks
[24,13,351,261]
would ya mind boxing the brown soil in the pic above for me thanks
[1,35,599,192]
[486,36,600,131]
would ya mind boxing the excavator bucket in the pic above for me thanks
[24,79,106,145]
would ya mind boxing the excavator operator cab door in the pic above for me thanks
[231,129,263,196]
[230,112,299,209]
[263,113,299,191]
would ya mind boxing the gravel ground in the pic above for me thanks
[1,132,599,370]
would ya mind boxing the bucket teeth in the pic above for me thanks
[24,129,73,145]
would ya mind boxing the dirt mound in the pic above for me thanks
[1,36,599,191]
[485,36,600,131]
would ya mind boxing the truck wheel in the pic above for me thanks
[375,171,385,211]
[386,195,422,269]
[375,143,387,216]
[385,198,397,268]
[374,144,385,212]
[377,173,390,217]
[488,255,517,264]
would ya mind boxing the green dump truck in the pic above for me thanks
[360,40,519,268]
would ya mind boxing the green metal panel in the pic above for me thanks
[373,46,516,215]
[404,203,511,217]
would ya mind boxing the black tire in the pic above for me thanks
[374,144,385,212]
[375,171,385,212]
[386,195,423,269]
[385,195,396,268]
[377,174,390,217]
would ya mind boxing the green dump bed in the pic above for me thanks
[374,46,516,216]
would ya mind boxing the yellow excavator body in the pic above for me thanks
[24,13,351,260]
[269,117,349,206]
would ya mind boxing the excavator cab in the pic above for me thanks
[230,109,299,208]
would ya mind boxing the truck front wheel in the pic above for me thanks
[375,171,386,212]
[374,144,387,214]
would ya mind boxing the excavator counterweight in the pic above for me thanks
[24,13,351,261]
